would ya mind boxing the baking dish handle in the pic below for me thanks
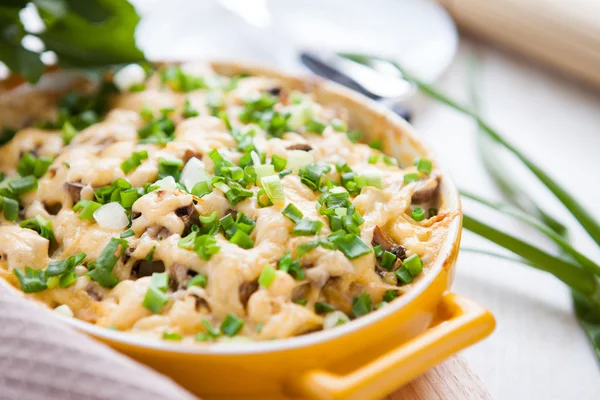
[291,292,495,400]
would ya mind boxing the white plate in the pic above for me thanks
[134,0,457,82]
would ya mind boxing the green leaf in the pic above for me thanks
[38,0,144,68]
[572,291,600,359]
[0,42,45,83]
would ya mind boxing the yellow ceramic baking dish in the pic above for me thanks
[2,62,495,400]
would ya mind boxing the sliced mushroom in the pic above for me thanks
[169,263,197,291]
[372,226,406,260]
[131,259,165,279]
[64,181,85,204]
[85,284,103,301]
[191,294,211,312]
[267,86,281,96]
[291,282,310,303]
[131,211,141,220]
[175,204,198,232]
[43,202,62,216]
[286,143,313,152]
[239,281,259,307]
[224,208,238,221]
[411,177,440,204]
[144,224,172,240]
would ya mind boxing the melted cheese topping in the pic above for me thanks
[0,64,458,344]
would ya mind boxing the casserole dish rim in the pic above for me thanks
[1,60,462,355]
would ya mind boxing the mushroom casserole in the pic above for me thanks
[0,63,458,343]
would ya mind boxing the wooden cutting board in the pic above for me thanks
[387,356,491,399]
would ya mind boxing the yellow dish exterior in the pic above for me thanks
[3,62,495,400]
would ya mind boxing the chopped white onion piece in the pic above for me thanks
[93,202,129,230]
[287,150,313,172]
[261,175,285,206]
[323,311,350,329]
[154,176,177,191]
[113,64,145,93]
[287,102,314,130]
[251,150,262,166]
[54,304,74,318]
[363,171,384,189]
[180,157,211,191]
[255,164,275,184]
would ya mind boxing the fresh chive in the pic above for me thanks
[368,139,382,150]
[373,244,383,258]
[61,121,77,144]
[13,267,47,293]
[271,155,287,172]
[192,181,212,197]
[380,251,397,270]
[282,203,303,223]
[183,98,200,118]
[194,234,221,260]
[74,200,102,220]
[229,229,254,249]
[294,299,308,306]
[412,207,425,222]
[292,219,324,236]
[403,173,419,184]
[9,175,37,195]
[220,313,244,336]
[143,285,169,314]
[120,189,139,208]
[158,157,184,180]
[330,233,372,259]
[403,254,423,277]
[2,197,19,221]
[120,229,135,238]
[162,332,182,341]
[383,290,397,302]
[258,265,277,288]
[352,292,373,317]
[315,302,336,314]
[413,158,432,174]
[121,150,148,174]
[305,118,327,134]
[188,273,208,288]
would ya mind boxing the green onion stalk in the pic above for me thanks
[342,52,600,360]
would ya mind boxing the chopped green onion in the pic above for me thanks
[120,189,139,208]
[9,175,37,195]
[151,272,169,292]
[183,98,200,118]
[86,238,127,288]
[380,251,397,270]
[403,254,423,277]
[220,313,244,336]
[331,118,348,132]
[163,332,182,341]
[412,207,425,222]
[18,152,53,178]
[188,273,207,288]
[255,164,275,183]
[258,265,277,288]
[294,299,308,306]
[271,155,287,172]
[395,266,413,284]
[383,290,397,302]
[257,188,273,207]
[305,118,327,134]
[46,253,86,277]
[229,229,254,249]
[346,130,361,143]
[373,244,383,258]
[352,292,373,317]
[287,151,314,172]
[158,157,184,180]
[143,285,169,314]
[368,139,382,150]
[192,181,212,197]
[13,267,47,293]
[362,172,383,189]
[292,219,324,236]
[73,200,102,220]
[2,197,19,222]
[261,175,285,206]
[403,173,419,184]
[61,121,77,144]
[121,150,148,174]
[282,203,303,223]
[330,233,372,259]
[120,229,135,238]
[315,302,336,314]
[194,234,221,260]
[414,158,433,174]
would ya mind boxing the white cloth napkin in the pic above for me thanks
[0,284,198,400]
